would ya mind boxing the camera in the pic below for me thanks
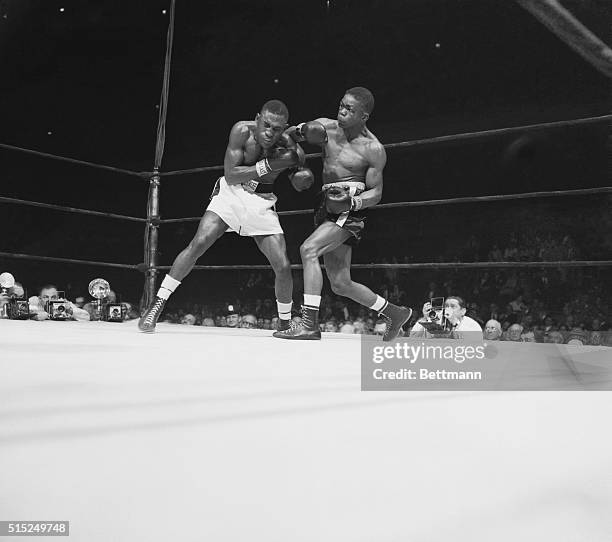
[6,299,30,320]
[103,303,125,322]
[419,297,449,335]
[0,296,30,320]
[46,296,73,321]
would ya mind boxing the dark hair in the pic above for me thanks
[39,284,58,294]
[261,99,289,120]
[446,295,466,309]
[345,86,375,114]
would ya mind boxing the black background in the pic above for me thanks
[0,0,610,302]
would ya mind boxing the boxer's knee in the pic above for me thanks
[272,257,291,278]
[329,276,353,297]
[300,240,319,262]
[188,234,211,258]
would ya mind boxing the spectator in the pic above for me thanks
[181,313,196,325]
[202,317,215,327]
[340,322,355,334]
[520,330,536,342]
[324,321,338,333]
[503,323,523,342]
[566,328,587,346]
[483,319,502,341]
[239,314,257,329]
[546,331,565,344]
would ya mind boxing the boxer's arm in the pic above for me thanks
[223,123,263,185]
[279,132,306,166]
[288,118,334,145]
[354,143,386,209]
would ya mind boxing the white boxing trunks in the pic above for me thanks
[206,176,283,237]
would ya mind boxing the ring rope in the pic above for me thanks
[0,251,609,271]
[1,114,608,181]
[0,142,146,178]
[159,186,612,223]
[156,114,612,178]
[0,251,138,270]
[0,196,147,223]
[150,261,612,271]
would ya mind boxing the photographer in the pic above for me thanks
[410,295,483,340]
[0,272,28,319]
[28,285,90,321]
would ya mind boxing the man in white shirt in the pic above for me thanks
[410,295,483,340]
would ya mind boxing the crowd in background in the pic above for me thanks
[155,232,610,346]
[2,231,610,346]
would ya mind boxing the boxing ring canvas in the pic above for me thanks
[1,320,611,541]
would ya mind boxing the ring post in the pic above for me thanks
[144,168,161,308]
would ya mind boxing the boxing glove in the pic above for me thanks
[325,187,363,214]
[255,148,300,177]
[290,121,327,145]
[289,168,314,192]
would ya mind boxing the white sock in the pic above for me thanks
[277,300,292,321]
[370,295,388,312]
[156,274,181,301]
[303,294,321,308]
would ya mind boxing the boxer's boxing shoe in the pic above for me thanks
[138,296,166,333]
[276,318,293,332]
[380,303,412,342]
[273,306,321,340]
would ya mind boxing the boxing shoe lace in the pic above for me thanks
[144,297,165,325]
[300,305,316,331]
[380,313,394,341]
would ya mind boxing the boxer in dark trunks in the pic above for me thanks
[274,87,412,341]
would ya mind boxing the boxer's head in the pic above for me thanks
[256,99,289,149]
[338,87,374,128]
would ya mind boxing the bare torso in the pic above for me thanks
[320,119,380,184]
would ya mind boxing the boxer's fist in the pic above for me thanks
[289,168,314,192]
[299,121,327,145]
[267,148,300,171]
[325,187,352,214]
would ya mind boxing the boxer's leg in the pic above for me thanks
[138,211,227,333]
[301,221,352,295]
[169,211,228,281]
[254,233,294,329]
[324,244,412,341]
[274,222,349,339]
[324,243,377,307]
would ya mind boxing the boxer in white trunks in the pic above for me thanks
[139,100,313,333]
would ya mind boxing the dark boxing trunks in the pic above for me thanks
[314,195,367,247]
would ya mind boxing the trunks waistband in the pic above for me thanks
[322,180,366,193]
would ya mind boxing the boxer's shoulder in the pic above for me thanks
[361,131,385,163]
[229,120,255,142]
